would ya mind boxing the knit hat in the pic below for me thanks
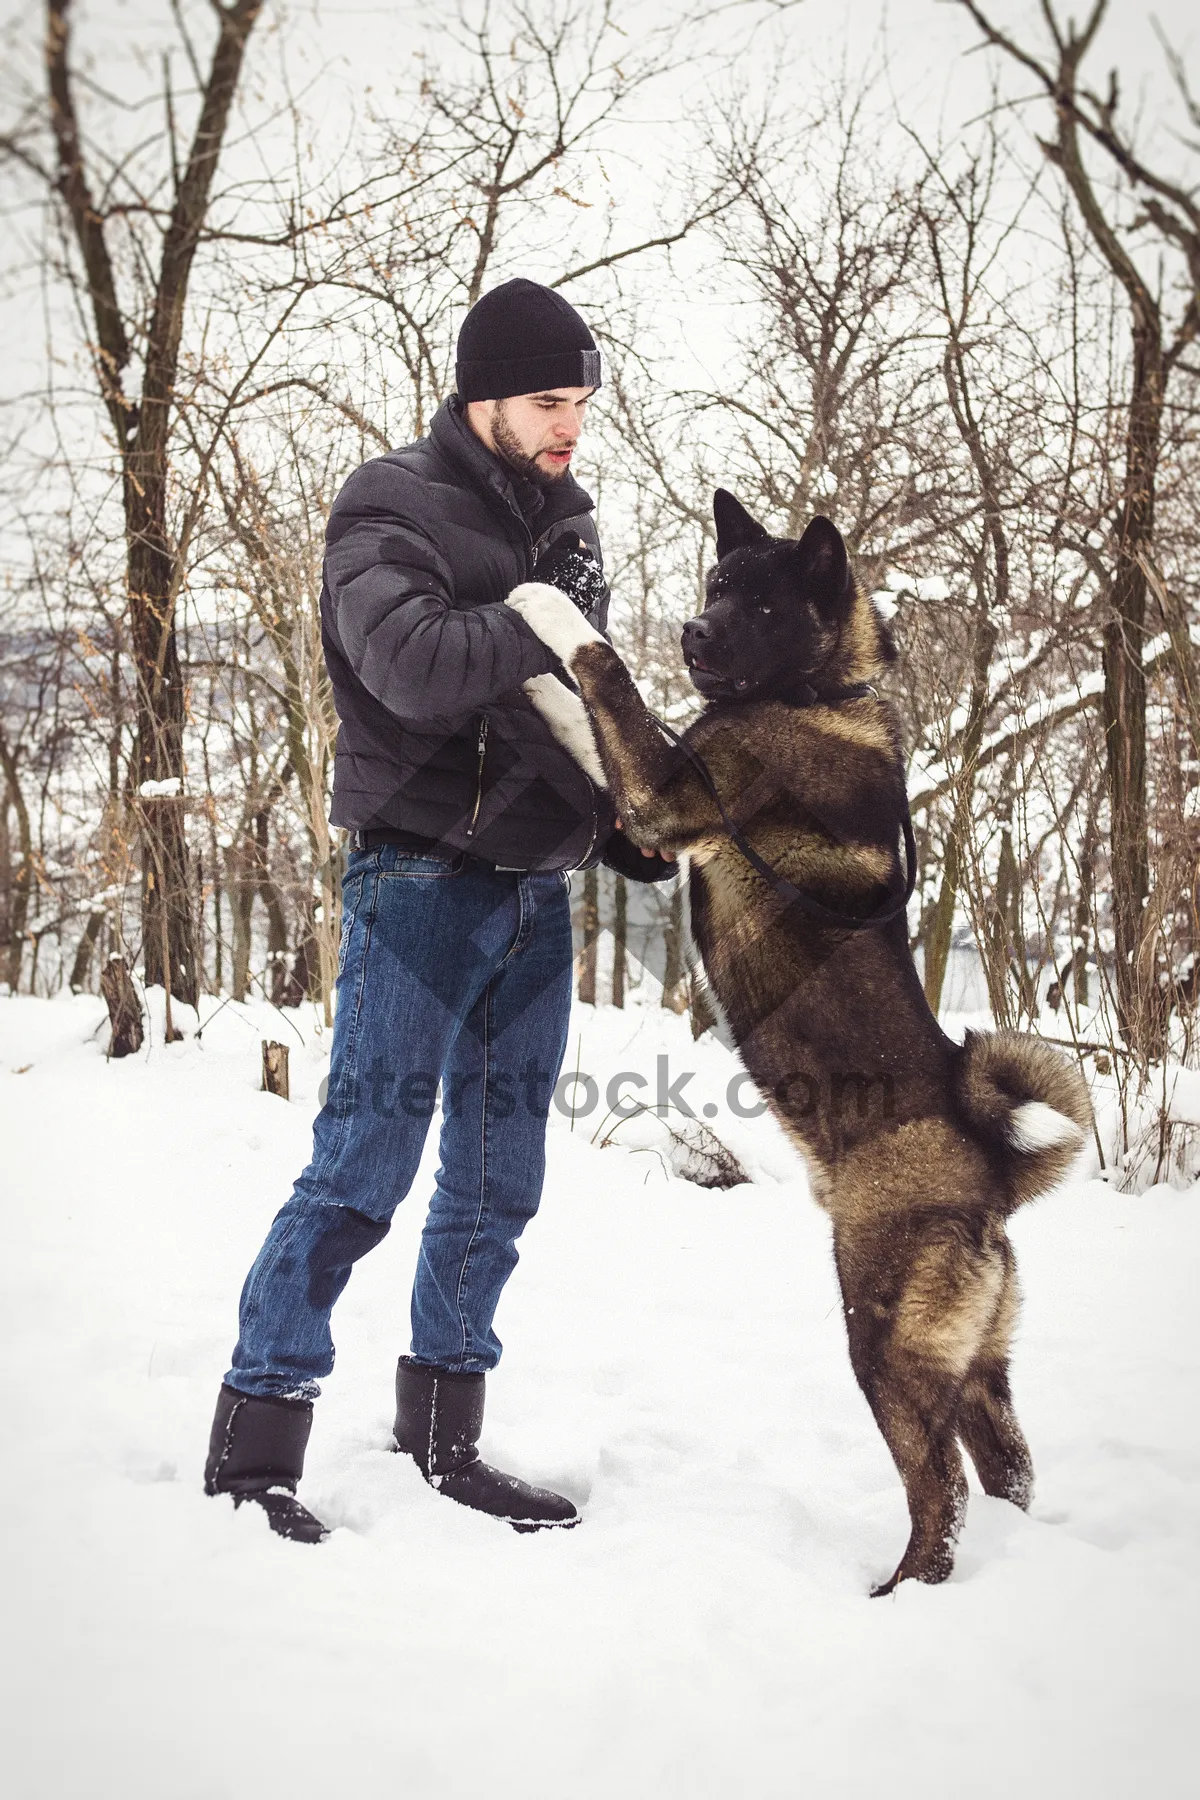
[455,278,602,402]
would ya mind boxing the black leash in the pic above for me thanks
[648,699,918,933]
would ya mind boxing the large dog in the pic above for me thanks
[509,488,1093,1594]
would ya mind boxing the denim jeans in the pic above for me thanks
[225,845,575,1398]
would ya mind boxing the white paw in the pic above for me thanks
[507,581,604,665]
[522,674,608,788]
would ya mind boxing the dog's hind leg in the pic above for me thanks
[848,1329,968,1596]
[954,1243,1033,1510]
[838,1218,1003,1594]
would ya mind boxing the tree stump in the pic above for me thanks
[101,957,144,1058]
[261,1040,290,1100]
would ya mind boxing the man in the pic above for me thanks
[204,278,672,1542]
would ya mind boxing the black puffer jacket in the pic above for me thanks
[322,397,617,871]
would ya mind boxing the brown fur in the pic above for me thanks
[557,532,1093,1594]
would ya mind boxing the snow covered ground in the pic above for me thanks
[2,989,1197,1799]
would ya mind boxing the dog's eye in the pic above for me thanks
[759,606,772,616]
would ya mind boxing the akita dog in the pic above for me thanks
[509,488,1092,1594]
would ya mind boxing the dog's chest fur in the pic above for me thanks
[679,697,953,1183]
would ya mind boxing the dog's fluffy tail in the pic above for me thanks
[952,1030,1093,1207]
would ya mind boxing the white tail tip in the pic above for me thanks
[1007,1100,1083,1154]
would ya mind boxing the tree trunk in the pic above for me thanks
[973,788,1020,1031]
[993,817,1036,1020]
[130,492,195,1005]
[101,956,144,1057]
[611,873,627,1008]
[1101,316,1163,1052]
[69,911,105,992]
[0,740,33,994]
[283,904,319,1008]
[253,809,290,1005]
[1073,805,1100,1011]
[578,867,600,1005]
[0,788,9,977]
[226,838,254,1003]
[922,832,960,1017]
[211,855,224,995]
[922,594,1000,1018]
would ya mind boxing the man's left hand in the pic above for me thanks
[616,816,675,861]
[530,532,608,617]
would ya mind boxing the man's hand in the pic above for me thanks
[615,816,676,861]
[530,532,608,617]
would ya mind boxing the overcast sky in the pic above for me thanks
[3,0,1193,172]
[248,0,1197,144]
[1,1,1196,449]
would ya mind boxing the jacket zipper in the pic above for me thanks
[465,714,488,838]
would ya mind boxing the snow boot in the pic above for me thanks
[392,1356,578,1531]
[204,1383,329,1543]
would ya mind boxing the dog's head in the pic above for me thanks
[682,490,896,703]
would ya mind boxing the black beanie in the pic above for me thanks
[455,278,601,402]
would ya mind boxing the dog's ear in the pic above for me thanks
[713,488,770,560]
[793,515,851,612]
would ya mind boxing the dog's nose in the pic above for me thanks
[682,617,711,653]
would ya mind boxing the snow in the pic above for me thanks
[1166,1065,1200,1127]
[880,570,951,602]
[2,991,1197,1798]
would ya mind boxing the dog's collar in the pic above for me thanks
[704,674,878,704]
[795,679,878,707]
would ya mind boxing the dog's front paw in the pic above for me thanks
[507,582,604,665]
[522,674,608,788]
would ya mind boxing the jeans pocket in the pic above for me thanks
[380,849,464,879]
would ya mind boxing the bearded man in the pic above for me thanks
[204,279,672,1541]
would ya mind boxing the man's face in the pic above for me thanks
[466,386,594,485]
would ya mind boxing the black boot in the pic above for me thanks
[205,1384,329,1543]
[393,1357,578,1531]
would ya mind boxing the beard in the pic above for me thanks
[490,401,569,488]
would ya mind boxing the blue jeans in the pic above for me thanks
[226,846,575,1398]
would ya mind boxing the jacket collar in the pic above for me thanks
[429,396,595,534]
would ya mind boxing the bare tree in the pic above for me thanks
[2,0,266,1014]
[957,0,1200,1052]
